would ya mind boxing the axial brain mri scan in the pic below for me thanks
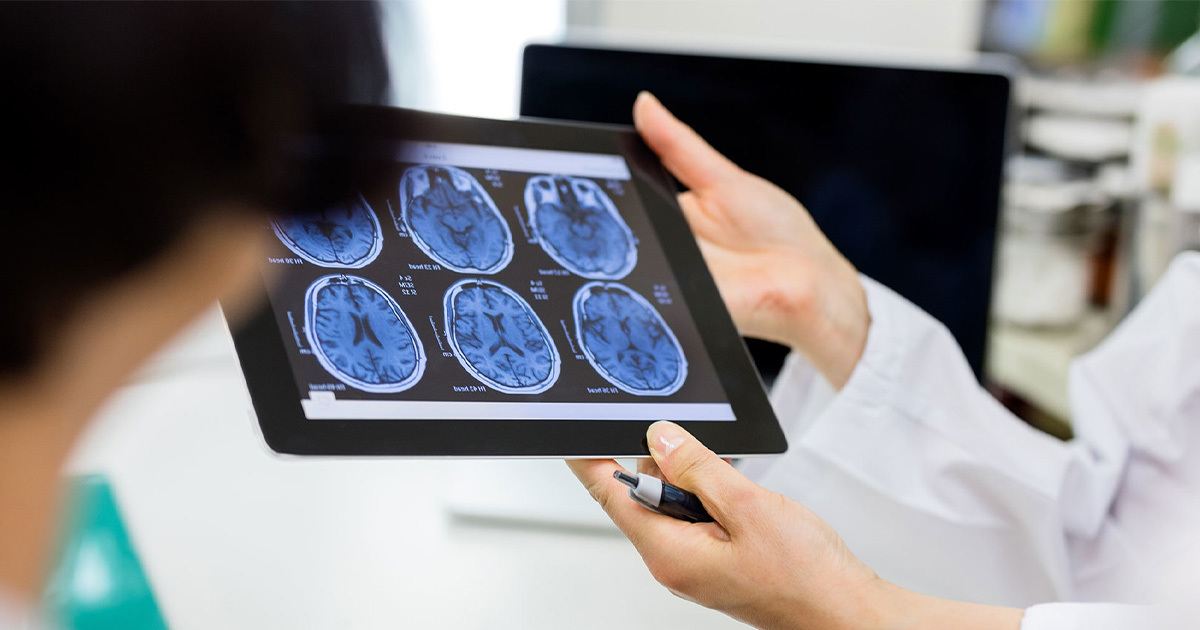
[574,282,687,396]
[400,165,514,274]
[445,279,561,394]
[526,175,637,279]
[254,133,738,434]
[272,195,383,268]
[306,275,426,393]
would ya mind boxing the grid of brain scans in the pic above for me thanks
[262,141,734,421]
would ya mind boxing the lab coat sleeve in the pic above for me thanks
[752,254,1200,614]
[1020,603,1156,630]
[753,275,1082,605]
[1058,253,1200,600]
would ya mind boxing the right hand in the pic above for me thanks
[569,422,1026,630]
[633,92,869,388]
[570,422,885,630]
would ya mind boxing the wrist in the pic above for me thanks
[860,579,1024,630]
[784,262,869,390]
[862,579,923,630]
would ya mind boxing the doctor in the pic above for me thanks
[570,93,1198,629]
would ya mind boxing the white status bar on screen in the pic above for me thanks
[300,397,735,422]
[396,141,632,181]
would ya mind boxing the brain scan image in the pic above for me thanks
[305,275,426,393]
[525,175,637,280]
[272,195,383,268]
[573,282,687,396]
[444,279,560,394]
[400,165,513,274]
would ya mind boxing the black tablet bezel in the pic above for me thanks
[227,106,787,457]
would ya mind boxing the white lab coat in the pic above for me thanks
[743,253,1200,628]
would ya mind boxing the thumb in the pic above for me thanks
[646,421,760,532]
[632,91,741,192]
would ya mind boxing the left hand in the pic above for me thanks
[632,93,868,388]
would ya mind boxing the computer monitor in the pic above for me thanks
[519,44,1012,381]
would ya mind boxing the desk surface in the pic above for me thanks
[67,310,743,630]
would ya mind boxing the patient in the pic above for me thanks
[0,2,389,619]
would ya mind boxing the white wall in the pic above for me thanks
[569,0,986,62]
[380,1,984,119]
[381,0,567,118]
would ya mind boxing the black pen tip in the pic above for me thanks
[613,470,638,488]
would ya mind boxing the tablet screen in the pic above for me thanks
[262,140,734,423]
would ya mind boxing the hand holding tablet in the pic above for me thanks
[227,106,786,457]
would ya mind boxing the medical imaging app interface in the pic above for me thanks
[263,141,733,422]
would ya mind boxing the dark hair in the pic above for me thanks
[0,2,391,374]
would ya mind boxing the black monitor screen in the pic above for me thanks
[519,44,1011,381]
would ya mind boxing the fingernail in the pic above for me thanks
[633,92,650,130]
[647,421,686,457]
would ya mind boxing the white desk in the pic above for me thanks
[66,310,743,630]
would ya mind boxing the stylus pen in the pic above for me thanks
[614,471,714,523]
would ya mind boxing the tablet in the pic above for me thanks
[227,106,786,457]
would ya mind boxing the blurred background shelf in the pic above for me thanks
[987,309,1114,437]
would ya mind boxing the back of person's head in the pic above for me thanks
[0,2,391,376]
